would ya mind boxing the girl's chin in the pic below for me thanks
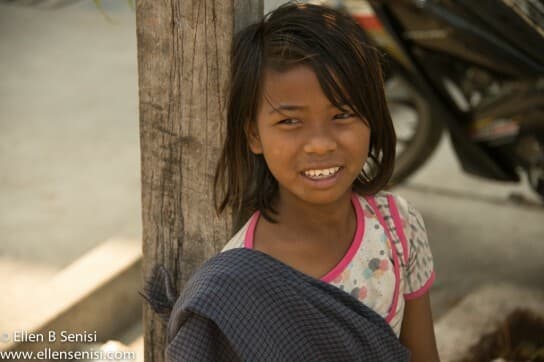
[288,192,352,210]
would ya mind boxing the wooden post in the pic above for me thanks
[136,0,263,361]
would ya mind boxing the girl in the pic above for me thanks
[144,2,439,361]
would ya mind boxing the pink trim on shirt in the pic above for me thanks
[404,271,436,300]
[243,193,365,283]
[366,196,401,324]
[387,195,409,265]
[244,211,260,248]
[321,193,365,283]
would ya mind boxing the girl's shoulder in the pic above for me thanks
[356,190,429,267]
[355,190,415,221]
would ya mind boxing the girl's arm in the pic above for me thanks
[399,292,441,362]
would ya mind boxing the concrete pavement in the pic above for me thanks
[0,1,140,328]
[396,137,544,318]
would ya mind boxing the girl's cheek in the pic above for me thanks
[271,148,281,156]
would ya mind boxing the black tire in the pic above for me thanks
[385,74,444,185]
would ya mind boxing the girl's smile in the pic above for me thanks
[300,166,344,189]
[248,65,371,207]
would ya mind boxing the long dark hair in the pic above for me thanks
[214,2,396,223]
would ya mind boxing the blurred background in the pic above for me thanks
[1,0,543,361]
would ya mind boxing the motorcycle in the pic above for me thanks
[321,0,544,200]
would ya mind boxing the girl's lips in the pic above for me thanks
[300,167,344,189]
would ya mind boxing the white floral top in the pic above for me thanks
[221,191,435,337]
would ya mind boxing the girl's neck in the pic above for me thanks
[271,190,355,243]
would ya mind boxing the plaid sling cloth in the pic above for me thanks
[141,248,410,361]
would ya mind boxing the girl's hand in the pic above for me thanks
[399,292,441,362]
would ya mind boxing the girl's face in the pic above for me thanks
[249,65,371,207]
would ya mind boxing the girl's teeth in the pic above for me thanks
[304,167,340,178]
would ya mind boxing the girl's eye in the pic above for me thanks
[278,118,300,125]
[334,112,355,120]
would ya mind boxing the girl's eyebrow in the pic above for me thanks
[268,103,347,115]
[268,104,307,114]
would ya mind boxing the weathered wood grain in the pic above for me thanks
[136,0,263,360]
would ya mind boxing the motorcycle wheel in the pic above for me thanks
[385,74,444,185]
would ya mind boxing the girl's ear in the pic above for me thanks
[246,123,263,154]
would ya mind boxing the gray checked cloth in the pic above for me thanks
[140,248,410,362]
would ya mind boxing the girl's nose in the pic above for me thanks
[303,127,337,155]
